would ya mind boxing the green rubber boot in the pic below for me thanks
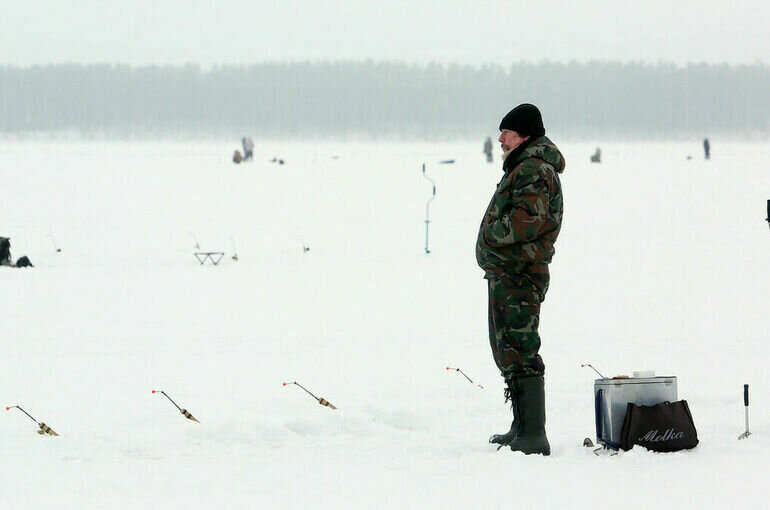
[507,375,550,456]
[489,380,519,447]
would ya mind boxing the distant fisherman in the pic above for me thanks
[483,136,493,163]
[242,137,254,161]
[476,103,565,456]
[703,138,710,160]
[0,237,34,268]
[0,237,11,266]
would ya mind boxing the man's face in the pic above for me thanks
[498,129,529,153]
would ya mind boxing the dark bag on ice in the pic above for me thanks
[15,255,34,268]
[620,400,698,452]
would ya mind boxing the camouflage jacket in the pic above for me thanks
[476,136,565,280]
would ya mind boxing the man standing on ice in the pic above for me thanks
[483,136,493,162]
[242,136,254,161]
[476,103,564,455]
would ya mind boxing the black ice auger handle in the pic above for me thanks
[744,384,749,407]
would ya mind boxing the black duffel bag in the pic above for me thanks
[620,400,699,452]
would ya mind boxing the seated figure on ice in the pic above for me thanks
[0,237,34,268]
[0,237,12,266]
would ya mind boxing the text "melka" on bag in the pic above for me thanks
[638,428,686,442]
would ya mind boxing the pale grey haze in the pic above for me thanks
[2,0,769,66]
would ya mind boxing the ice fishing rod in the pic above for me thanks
[152,390,200,422]
[446,366,483,389]
[581,364,608,379]
[283,381,337,409]
[187,231,201,250]
[6,405,59,436]
[765,199,769,231]
[422,163,436,254]
[48,234,61,253]
[230,237,239,261]
[738,384,751,440]
[421,160,455,254]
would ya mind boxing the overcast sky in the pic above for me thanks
[2,0,769,67]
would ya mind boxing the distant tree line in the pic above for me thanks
[1,61,768,138]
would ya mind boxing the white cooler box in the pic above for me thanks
[594,373,677,450]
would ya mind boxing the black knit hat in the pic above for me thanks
[499,103,545,138]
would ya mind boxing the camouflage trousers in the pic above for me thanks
[487,276,546,379]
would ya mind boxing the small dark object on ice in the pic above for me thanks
[583,437,594,447]
[15,256,33,268]
[738,384,751,440]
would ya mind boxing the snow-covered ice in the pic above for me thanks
[1,139,768,509]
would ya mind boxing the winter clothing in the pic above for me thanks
[477,133,563,377]
[487,274,545,378]
[476,135,565,290]
[478,107,563,454]
[498,103,545,138]
[502,376,551,455]
[489,377,520,447]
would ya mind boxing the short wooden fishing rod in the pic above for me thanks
[6,405,59,436]
[153,390,200,422]
[283,381,337,409]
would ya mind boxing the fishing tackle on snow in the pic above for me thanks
[153,390,200,422]
[283,381,337,409]
[445,366,483,389]
[6,405,59,436]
